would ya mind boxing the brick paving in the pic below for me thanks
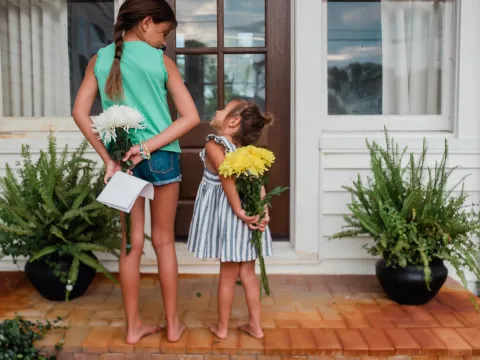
[1,272,480,360]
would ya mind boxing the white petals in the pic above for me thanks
[66,285,73,292]
[91,105,147,144]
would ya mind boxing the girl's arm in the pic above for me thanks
[205,141,259,226]
[72,56,119,183]
[72,55,110,163]
[123,55,200,161]
[258,186,270,232]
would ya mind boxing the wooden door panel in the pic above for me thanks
[179,149,204,199]
[166,0,290,240]
[178,123,213,148]
[175,202,194,240]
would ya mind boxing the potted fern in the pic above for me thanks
[0,134,120,301]
[332,129,480,305]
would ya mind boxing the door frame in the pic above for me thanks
[113,0,306,262]
[164,0,292,240]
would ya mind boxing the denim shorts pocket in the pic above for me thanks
[148,151,174,175]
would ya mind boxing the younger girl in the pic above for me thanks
[187,100,273,340]
[72,0,199,344]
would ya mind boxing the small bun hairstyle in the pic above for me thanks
[226,99,274,147]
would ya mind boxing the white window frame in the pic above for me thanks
[320,0,459,133]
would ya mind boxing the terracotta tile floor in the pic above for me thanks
[1,273,480,360]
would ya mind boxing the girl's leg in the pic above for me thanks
[238,261,264,339]
[210,262,240,339]
[150,182,184,342]
[120,198,161,344]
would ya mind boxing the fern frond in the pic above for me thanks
[30,246,57,262]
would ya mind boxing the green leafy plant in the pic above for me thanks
[0,316,64,360]
[331,128,480,294]
[0,133,121,300]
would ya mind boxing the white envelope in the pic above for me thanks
[96,171,154,213]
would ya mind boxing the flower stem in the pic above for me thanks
[259,252,270,296]
[125,212,132,255]
[252,229,270,296]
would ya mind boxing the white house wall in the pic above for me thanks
[292,0,480,290]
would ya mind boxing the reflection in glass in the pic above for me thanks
[68,1,114,115]
[176,0,217,48]
[327,1,444,115]
[177,54,218,121]
[224,0,265,47]
[224,54,265,110]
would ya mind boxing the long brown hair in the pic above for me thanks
[105,0,177,100]
[226,100,274,146]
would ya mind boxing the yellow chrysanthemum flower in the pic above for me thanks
[218,146,275,178]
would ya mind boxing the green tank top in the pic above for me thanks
[94,41,180,153]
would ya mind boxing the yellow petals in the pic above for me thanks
[218,146,276,178]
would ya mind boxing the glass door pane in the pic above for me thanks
[177,54,218,121]
[176,0,217,48]
[224,54,265,110]
[224,0,266,47]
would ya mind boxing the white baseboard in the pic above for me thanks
[1,244,476,293]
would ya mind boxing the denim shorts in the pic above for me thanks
[132,150,182,186]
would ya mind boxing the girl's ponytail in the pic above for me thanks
[105,18,125,100]
[103,0,177,100]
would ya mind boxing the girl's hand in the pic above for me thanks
[235,209,260,229]
[257,213,270,233]
[122,144,141,163]
[104,159,121,184]
[126,154,144,175]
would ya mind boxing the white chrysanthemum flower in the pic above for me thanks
[91,105,146,144]
[66,285,73,292]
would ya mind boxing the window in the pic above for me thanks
[326,0,456,125]
[0,0,114,117]
[173,0,267,122]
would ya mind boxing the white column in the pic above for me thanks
[456,0,479,137]
[7,4,21,116]
[294,0,322,254]
[20,0,33,116]
[31,2,42,116]
[0,0,9,116]
[114,0,126,21]
[57,2,70,115]
[42,0,53,116]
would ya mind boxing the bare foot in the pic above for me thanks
[238,323,264,340]
[209,324,228,340]
[167,322,186,343]
[125,324,162,345]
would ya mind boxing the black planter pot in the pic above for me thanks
[25,252,97,301]
[375,258,448,305]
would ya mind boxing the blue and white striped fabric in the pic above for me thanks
[187,134,273,262]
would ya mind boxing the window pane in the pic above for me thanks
[177,54,218,121]
[327,1,445,115]
[176,0,217,48]
[224,0,265,47]
[68,1,114,115]
[0,0,113,117]
[224,54,265,110]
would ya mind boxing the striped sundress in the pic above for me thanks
[187,134,273,262]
